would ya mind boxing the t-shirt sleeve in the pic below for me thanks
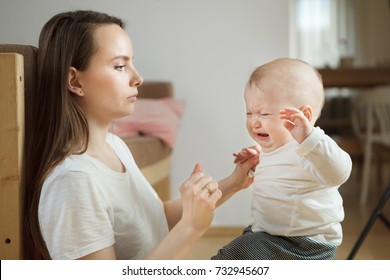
[296,127,352,187]
[38,170,115,259]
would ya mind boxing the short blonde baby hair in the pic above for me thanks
[248,58,325,121]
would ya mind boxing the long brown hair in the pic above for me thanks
[24,10,124,259]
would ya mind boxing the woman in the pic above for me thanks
[24,10,260,260]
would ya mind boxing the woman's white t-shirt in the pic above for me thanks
[38,133,169,259]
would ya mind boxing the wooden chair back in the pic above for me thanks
[0,44,38,259]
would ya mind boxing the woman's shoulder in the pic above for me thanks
[44,154,94,184]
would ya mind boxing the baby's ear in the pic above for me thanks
[300,105,313,121]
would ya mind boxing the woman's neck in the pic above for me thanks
[86,124,125,173]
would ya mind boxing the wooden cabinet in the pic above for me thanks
[317,67,390,136]
[318,67,390,88]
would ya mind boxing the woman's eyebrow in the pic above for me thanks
[111,55,131,61]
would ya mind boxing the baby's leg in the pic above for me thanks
[211,227,337,260]
[211,226,275,260]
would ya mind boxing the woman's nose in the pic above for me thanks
[130,68,143,87]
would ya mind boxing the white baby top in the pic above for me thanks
[251,127,352,245]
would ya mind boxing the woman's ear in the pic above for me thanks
[300,105,313,122]
[67,66,84,96]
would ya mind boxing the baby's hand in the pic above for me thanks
[233,145,261,164]
[279,107,313,144]
[231,145,261,189]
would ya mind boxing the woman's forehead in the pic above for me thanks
[93,24,133,58]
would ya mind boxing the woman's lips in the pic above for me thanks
[127,94,138,102]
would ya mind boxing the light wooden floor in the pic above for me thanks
[187,163,390,260]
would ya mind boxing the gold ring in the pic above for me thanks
[206,184,214,194]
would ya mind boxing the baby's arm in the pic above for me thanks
[281,107,352,186]
[279,107,313,144]
[297,127,352,187]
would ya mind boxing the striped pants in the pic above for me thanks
[211,226,338,260]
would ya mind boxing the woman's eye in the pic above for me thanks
[114,65,126,71]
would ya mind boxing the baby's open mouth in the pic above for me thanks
[257,133,269,137]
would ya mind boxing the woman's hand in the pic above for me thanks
[179,163,222,236]
[146,164,221,260]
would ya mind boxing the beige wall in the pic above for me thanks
[0,0,289,227]
[0,0,387,227]
[355,0,390,67]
